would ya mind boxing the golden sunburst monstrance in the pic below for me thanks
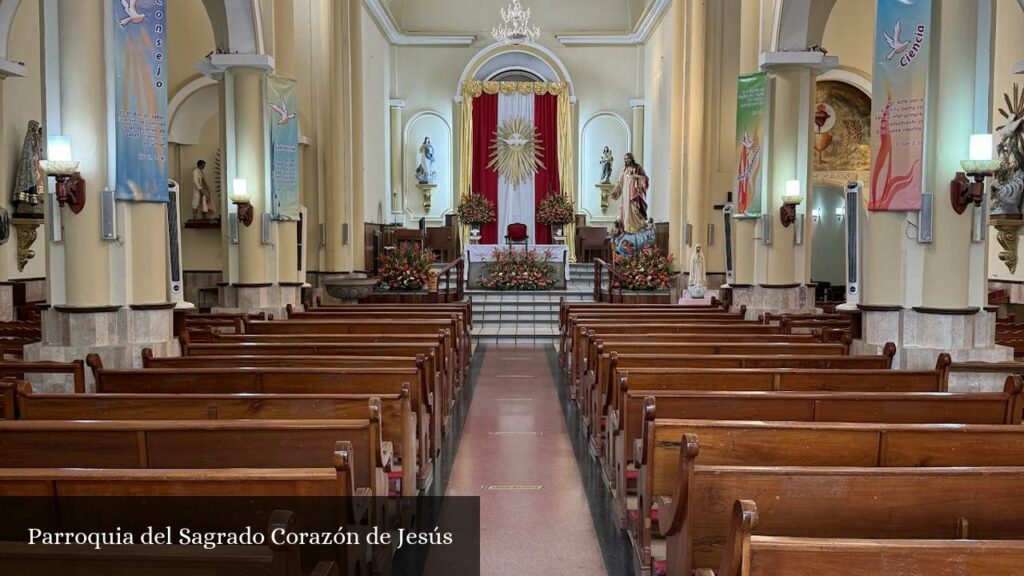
[488,116,544,188]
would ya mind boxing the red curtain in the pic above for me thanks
[471,93,499,244]
[533,94,559,245]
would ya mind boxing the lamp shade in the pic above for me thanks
[835,207,846,218]
[47,135,73,162]
[969,133,993,162]
[230,178,250,204]
[783,179,802,203]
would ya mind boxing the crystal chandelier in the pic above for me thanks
[492,0,540,44]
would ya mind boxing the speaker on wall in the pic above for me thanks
[101,189,116,240]
[722,206,734,285]
[845,180,862,303]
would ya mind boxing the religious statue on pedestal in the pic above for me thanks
[599,146,613,184]
[416,137,437,184]
[11,120,44,213]
[688,244,707,299]
[611,152,649,234]
[191,160,216,220]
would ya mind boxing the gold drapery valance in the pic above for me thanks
[458,80,576,261]
[461,80,569,98]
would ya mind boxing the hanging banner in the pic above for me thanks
[113,0,168,202]
[868,0,931,211]
[268,76,300,220]
[734,72,767,216]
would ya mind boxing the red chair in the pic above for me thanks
[505,222,529,249]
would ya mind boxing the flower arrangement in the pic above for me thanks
[479,248,556,291]
[536,193,575,226]
[377,241,436,290]
[612,245,673,291]
[457,192,496,226]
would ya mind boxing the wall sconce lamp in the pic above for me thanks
[951,133,999,215]
[230,178,254,227]
[779,179,802,228]
[811,208,821,222]
[38,135,86,214]
[835,207,846,221]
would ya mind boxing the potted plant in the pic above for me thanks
[377,241,436,291]
[457,192,496,237]
[536,193,575,239]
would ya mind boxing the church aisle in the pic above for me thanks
[444,345,608,575]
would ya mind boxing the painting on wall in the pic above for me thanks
[814,81,871,173]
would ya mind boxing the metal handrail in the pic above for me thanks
[593,258,627,303]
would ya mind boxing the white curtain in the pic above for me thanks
[496,93,536,243]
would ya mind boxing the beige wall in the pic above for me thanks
[821,0,876,80]
[168,0,216,98]
[2,0,46,281]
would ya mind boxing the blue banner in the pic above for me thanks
[268,76,300,220]
[113,0,168,202]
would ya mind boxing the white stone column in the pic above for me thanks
[389,99,404,216]
[630,99,645,166]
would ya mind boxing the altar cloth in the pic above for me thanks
[464,244,571,286]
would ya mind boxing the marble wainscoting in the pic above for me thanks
[24,306,180,392]
[214,284,304,319]
[727,284,816,319]
[852,307,1013,392]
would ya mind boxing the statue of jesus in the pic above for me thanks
[611,152,649,234]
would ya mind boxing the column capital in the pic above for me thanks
[629,98,645,109]
[759,51,838,74]
[195,54,275,79]
[0,59,27,79]
[389,99,405,109]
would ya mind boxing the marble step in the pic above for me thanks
[472,324,559,337]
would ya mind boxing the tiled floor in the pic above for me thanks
[442,346,610,575]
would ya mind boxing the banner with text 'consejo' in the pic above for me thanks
[869,0,931,211]
[113,0,169,203]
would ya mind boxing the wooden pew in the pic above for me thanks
[715,501,1024,576]
[602,359,950,491]
[0,443,368,573]
[0,360,86,393]
[11,383,418,494]
[88,366,435,488]
[0,416,394,496]
[610,376,1024,569]
[583,341,852,430]
[657,436,1024,575]
[306,300,473,329]
[246,318,467,385]
[173,342,456,434]
[638,418,1024,575]
[0,511,339,576]
[568,324,786,387]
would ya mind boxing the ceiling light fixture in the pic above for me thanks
[492,0,540,44]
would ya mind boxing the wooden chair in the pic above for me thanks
[579,226,609,263]
[505,222,529,249]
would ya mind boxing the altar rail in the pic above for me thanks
[592,258,680,304]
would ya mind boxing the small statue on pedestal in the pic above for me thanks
[687,244,707,299]
[599,146,613,184]
[12,120,44,213]
[191,160,216,220]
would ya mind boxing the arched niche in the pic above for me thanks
[809,184,848,287]
[456,42,575,100]
[403,111,453,222]
[579,112,630,223]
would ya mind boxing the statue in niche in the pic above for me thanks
[191,160,216,220]
[611,152,649,234]
[11,120,44,214]
[688,244,707,298]
[992,84,1024,217]
[599,146,613,184]
[416,137,437,184]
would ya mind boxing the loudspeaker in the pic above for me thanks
[760,213,772,245]
[723,206,734,285]
[918,192,933,243]
[166,181,183,303]
[845,181,863,303]
[101,189,116,240]
[684,223,693,247]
